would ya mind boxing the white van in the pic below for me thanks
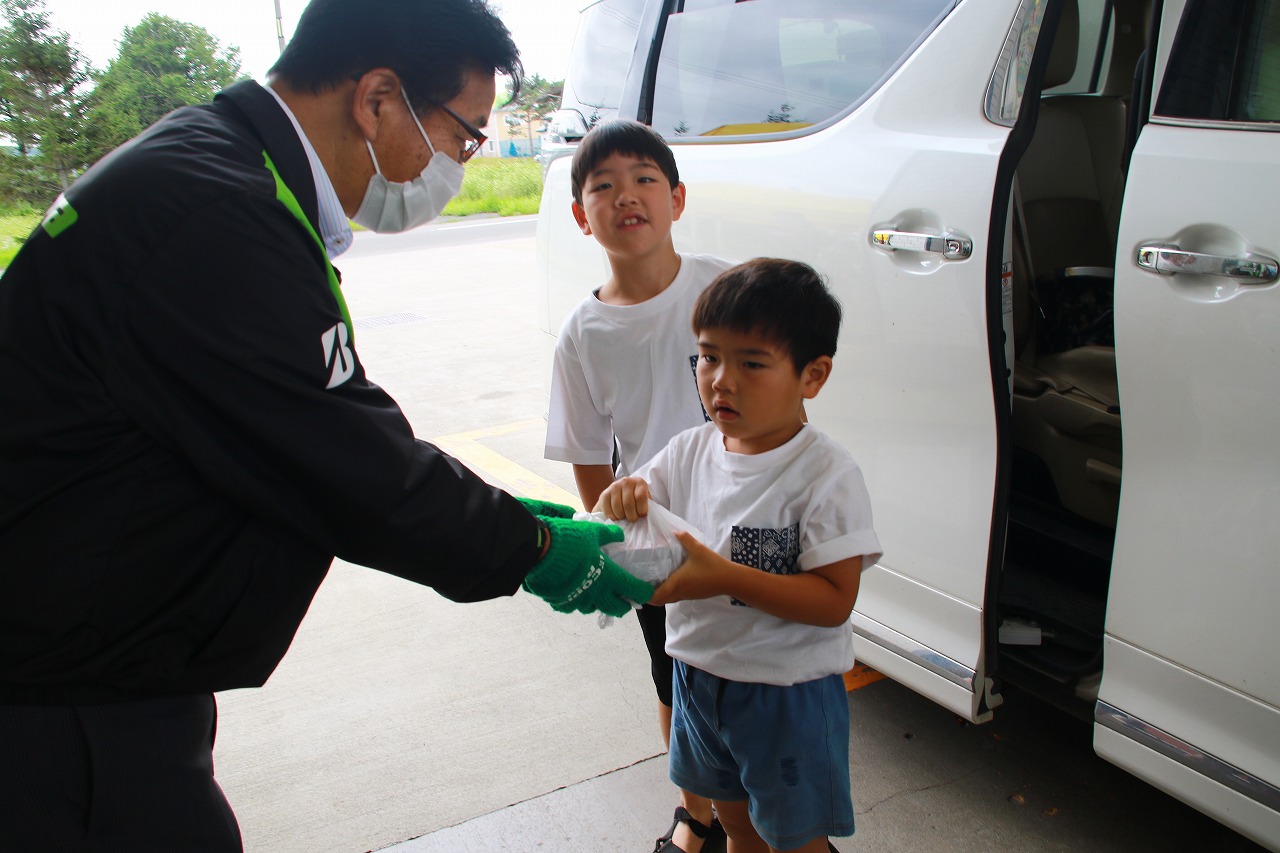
[536,0,1280,847]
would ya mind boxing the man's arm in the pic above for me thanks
[113,194,545,600]
[651,532,863,628]
[573,463,616,515]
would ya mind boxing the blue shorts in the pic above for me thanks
[669,661,855,850]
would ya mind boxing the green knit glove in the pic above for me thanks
[523,516,655,617]
[516,497,577,519]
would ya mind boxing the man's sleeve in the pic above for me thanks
[107,193,537,601]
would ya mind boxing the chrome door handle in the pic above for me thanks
[1136,245,1279,283]
[872,229,972,260]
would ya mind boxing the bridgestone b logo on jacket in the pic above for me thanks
[322,322,355,389]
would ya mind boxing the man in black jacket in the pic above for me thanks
[0,0,650,848]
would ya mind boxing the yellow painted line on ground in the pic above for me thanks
[844,663,886,692]
[432,418,583,510]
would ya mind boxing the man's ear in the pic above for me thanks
[800,355,833,399]
[352,68,401,142]
[571,201,592,236]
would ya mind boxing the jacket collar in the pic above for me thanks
[216,80,320,230]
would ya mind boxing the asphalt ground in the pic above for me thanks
[212,218,1266,852]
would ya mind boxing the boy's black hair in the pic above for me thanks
[569,120,680,205]
[269,0,522,113]
[693,258,842,373]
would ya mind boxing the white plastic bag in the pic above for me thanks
[575,503,703,628]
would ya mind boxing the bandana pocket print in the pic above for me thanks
[729,523,800,607]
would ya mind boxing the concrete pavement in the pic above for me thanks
[212,221,1265,853]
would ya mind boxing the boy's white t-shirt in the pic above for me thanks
[544,253,735,477]
[637,422,883,686]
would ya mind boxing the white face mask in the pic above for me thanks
[352,88,466,233]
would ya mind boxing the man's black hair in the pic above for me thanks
[693,258,842,373]
[569,120,679,205]
[269,0,522,112]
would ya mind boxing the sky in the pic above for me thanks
[40,0,588,83]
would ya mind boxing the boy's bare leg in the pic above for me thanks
[710,799,767,853]
[713,799,834,853]
[659,701,717,851]
[771,839,832,853]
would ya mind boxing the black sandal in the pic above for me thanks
[652,806,725,853]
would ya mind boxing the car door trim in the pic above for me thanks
[852,611,976,691]
[1095,701,1280,812]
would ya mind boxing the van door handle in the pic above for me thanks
[1136,244,1279,283]
[871,229,972,260]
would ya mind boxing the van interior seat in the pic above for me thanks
[1010,0,1125,528]
[1018,97,1128,275]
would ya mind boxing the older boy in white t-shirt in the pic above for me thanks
[597,259,881,853]
[544,120,733,853]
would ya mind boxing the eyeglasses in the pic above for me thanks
[349,72,489,163]
[427,99,487,163]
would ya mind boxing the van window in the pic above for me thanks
[986,0,1120,127]
[986,0,1050,126]
[1045,0,1117,96]
[565,0,647,126]
[1155,0,1280,124]
[650,0,956,138]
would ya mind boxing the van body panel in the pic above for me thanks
[852,612,990,722]
[1098,638,1280,802]
[1096,0,1280,841]
[1095,725,1280,849]
[1104,120,1280,704]
[854,565,983,683]
[1096,641,1280,849]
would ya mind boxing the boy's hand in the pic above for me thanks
[516,497,577,519]
[650,530,738,606]
[593,476,651,522]
[523,516,654,617]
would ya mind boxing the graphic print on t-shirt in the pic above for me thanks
[729,522,800,606]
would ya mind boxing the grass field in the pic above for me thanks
[442,156,543,217]
[0,205,40,269]
[0,157,543,270]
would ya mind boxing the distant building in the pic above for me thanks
[476,102,545,159]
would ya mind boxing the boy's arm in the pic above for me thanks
[651,531,863,628]
[573,463,616,515]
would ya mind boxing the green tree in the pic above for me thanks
[0,0,94,203]
[503,74,563,155]
[84,13,243,161]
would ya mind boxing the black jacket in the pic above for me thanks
[0,81,539,704]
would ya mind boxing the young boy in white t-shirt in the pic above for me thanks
[596,258,882,853]
[543,120,733,853]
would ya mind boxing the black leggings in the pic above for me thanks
[635,602,675,707]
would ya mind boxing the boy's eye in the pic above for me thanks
[590,181,612,192]
[637,176,655,183]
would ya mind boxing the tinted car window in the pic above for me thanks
[1156,0,1280,123]
[564,0,646,127]
[650,0,956,138]
[986,0,1049,126]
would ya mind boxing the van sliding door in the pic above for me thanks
[1099,0,1280,845]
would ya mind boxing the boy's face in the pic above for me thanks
[695,326,832,455]
[571,152,685,261]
